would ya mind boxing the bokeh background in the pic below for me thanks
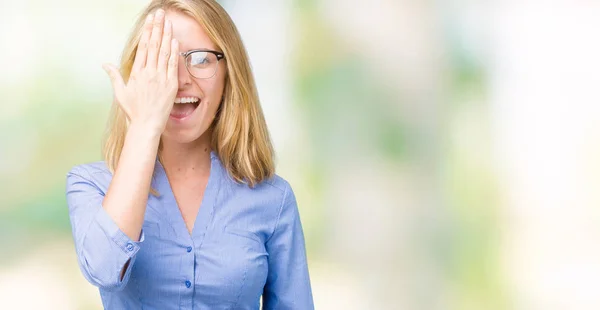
[2,0,600,309]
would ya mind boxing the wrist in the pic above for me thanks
[128,121,163,140]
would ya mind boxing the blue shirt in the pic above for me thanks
[65,151,314,309]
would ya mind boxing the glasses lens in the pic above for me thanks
[186,51,219,78]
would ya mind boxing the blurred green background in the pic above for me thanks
[2,0,600,309]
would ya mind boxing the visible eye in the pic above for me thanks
[188,52,213,68]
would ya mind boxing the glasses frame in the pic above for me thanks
[179,49,226,79]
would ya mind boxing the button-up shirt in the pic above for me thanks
[66,151,314,309]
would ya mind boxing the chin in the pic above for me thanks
[161,124,210,145]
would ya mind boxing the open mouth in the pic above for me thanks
[170,97,200,120]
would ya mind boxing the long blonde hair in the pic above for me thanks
[102,0,275,189]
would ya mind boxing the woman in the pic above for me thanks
[65,0,313,309]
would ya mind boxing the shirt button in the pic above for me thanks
[186,246,193,253]
[126,243,134,251]
[185,280,191,288]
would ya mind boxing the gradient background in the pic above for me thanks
[1,0,600,309]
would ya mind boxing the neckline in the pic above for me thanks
[153,150,220,242]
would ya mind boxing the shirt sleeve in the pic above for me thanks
[66,165,144,292]
[262,182,314,310]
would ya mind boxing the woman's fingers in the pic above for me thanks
[167,38,179,81]
[102,63,132,116]
[102,63,125,100]
[157,19,172,75]
[146,9,165,71]
[131,13,154,73]
[102,8,178,128]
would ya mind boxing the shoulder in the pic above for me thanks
[224,171,297,208]
[68,161,110,176]
[261,174,293,194]
[251,174,298,213]
[66,161,112,194]
[257,175,301,235]
[256,174,295,202]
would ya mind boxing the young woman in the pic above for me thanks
[65,1,313,309]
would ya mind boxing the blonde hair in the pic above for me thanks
[102,0,275,190]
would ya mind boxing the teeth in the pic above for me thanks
[174,97,200,104]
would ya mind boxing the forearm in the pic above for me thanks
[102,122,162,241]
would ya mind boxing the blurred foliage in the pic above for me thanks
[0,0,512,309]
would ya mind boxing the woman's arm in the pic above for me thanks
[66,9,179,290]
[66,125,159,291]
[101,8,179,242]
[66,159,154,291]
[262,182,314,309]
[102,123,161,242]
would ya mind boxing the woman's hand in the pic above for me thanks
[102,9,179,134]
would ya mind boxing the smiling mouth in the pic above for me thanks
[171,97,200,120]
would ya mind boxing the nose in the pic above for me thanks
[177,55,192,88]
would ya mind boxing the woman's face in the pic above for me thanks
[161,10,226,144]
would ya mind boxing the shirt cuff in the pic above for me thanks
[94,206,143,257]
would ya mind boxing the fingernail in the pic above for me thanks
[146,13,154,23]
[156,9,164,18]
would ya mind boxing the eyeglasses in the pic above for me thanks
[179,49,225,79]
